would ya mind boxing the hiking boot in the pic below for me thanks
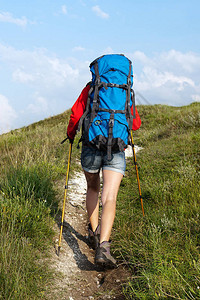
[95,241,117,268]
[88,224,100,250]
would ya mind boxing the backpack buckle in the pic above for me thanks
[109,83,115,87]
[95,77,101,85]
[127,78,132,85]
[109,119,114,127]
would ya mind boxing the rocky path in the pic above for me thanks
[50,146,140,299]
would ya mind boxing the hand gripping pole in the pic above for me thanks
[130,131,145,216]
[58,142,72,256]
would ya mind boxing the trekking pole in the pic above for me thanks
[130,130,145,216]
[58,142,72,256]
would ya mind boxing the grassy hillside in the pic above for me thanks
[0,110,78,299]
[114,102,200,299]
[0,102,199,299]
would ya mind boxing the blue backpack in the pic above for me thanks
[78,54,135,160]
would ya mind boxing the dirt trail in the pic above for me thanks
[51,146,141,299]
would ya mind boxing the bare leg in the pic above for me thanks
[84,171,100,232]
[100,170,123,243]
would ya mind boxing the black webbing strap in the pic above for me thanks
[131,89,136,119]
[90,62,101,123]
[99,108,126,114]
[94,60,100,78]
[107,113,114,160]
[77,86,93,132]
[103,83,129,89]
[90,55,104,68]
[125,60,133,129]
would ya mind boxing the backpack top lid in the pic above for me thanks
[90,54,133,82]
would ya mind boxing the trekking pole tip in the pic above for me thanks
[57,246,61,257]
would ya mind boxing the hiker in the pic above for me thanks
[66,54,141,268]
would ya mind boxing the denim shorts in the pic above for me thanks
[81,146,126,175]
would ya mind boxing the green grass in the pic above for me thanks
[0,213,52,299]
[0,103,199,299]
[0,167,55,299]
[113,102,200,299]
[0,112,73,299]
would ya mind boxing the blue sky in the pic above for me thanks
[0,0,200,134]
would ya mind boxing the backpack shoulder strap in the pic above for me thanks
[77,81,93,132]
[90,61,101,123]
[125,60,134,129]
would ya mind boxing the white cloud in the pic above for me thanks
[191,94,200,102]
[0,43,91,129]
[128,50,200,106]
[1,41,200,134]
[0,11,28,27]
[47,57,80,85]
[27,96,49,115]
[140,66,194,90]
[0,94,17,133]
[132,51,151,65]
[12,69,35,83]
[92,5,109,19]
[159,50,200,73]
[61,5,67,15]
[73,46,85,52]
[102,47,114,54]
[0,44,81,88]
